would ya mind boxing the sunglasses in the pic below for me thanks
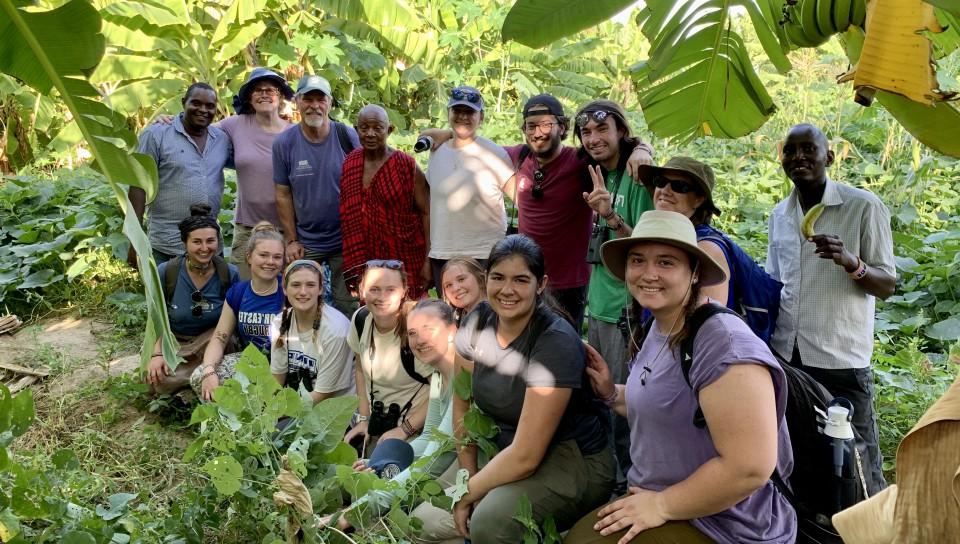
[575,110,621,128]
[651,175,702,195]
[366,259,404,270]
[191,290,204,317]
[450,88,481,103]
[531,169,545,199]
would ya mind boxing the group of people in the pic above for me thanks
[133,65,896,543]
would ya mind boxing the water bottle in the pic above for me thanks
[414,135,433,153]
[822,397,857,514]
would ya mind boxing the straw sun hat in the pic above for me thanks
[600,210,727,286]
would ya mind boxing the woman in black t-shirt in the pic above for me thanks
[442,234,614,543]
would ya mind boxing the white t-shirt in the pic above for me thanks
[348,308,432,418]
[426,136,515,259]
[269,305,355,396]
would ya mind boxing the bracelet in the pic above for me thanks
[152,353,163,357]
[601,208,617,220]
[286,239,300,246]
[400,419,419,437]
[200,367,217,380]
[601,387,619,407]
[607,214,625,232]
[848,257,868,280]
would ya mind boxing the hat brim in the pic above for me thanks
[600,235,727,287]
[635,164,722,217]
[447,100,482,111]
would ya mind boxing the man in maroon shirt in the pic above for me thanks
[505,95,653,328]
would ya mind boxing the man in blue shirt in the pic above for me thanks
[274,75,360,316]
[128,82,233,265]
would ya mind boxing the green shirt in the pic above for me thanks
[587,169,654,323]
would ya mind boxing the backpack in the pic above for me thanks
[332,120,356,156]
[637,304,868,543]
[163,255,232,305]
[696,224,782,343]
[353,306,429,385]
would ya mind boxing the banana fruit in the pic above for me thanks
[801,203,826,239]
[776,0,868,50]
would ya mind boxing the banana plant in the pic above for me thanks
[502,0,960,157]
[0,0,179,371]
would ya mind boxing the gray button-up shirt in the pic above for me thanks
[766,179,895,370]
[137,113,232,255]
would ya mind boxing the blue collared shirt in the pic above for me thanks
[137,113,232,255]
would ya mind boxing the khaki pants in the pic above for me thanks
[412,440,615,543]
[149,329,214,396]
[230,223,253,280]
[565,505,713,544]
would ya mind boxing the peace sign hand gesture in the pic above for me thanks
[583,165,613,218]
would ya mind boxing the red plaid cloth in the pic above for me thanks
[340,149,428,298]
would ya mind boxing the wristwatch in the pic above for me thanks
[356,414,369,422]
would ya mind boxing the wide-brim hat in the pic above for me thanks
[233,67,294,114]
[600,210,727,286]
[635,156,722,217]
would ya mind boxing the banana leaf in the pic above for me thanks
[501,0,634,49]
[0,0,179,372]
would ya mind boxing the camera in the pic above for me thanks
[616,306,631,341]
[586,222,610,264]
[368,400,402,436]
[413,136,433,153]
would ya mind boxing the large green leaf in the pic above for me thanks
[0,0,179,371]
[501,0,634,49]
[106,79,184,116]
[630,1,781,141]
[319,0,439,66]
[924,0,960,17]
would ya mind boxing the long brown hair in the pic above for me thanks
[627,255,702,357]
[360,264,412,358]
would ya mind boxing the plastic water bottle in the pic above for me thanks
[822,397,858,513]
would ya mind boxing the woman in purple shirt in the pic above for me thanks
[566,210,796,544]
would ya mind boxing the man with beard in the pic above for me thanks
[767,123,895,494]
[128,82,233,265]
[574,99,654,485]
[505,95,653,328]
[274,75,360,315]
[339,105,431,298]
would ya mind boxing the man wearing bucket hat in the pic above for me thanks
[274,74,360,316]
[219,67,295,278]
[565,209,797,544]
[424,85,515,291]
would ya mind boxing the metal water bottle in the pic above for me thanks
[822,397,858,513]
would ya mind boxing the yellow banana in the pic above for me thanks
[801,203,826,239]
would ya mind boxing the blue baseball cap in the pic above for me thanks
[447,86,484,112]
[368,438,414,479]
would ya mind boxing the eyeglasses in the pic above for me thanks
[450,88,481,103]
[651,175,702,195]
[251,87,280,97]
[523,121,558,135]
[575,110,621,127]
[366,259,404,270]
[531,169,545,199]
[191,290,204,317]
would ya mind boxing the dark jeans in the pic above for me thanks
[152,248,177,266]
[553,285,587,334]
[430,257,487,297]
[790,345,887,495]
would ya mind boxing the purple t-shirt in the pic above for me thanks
[218,115,293,228]
[272,122,360,252]
[626,312,796,544]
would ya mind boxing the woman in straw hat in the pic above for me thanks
[565,210,797,544]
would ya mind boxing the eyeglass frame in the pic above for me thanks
[251,86,281,97]
[365,259,405,270]
[650,175,703,195]
[523,120,559,135]
[450,88,481,103]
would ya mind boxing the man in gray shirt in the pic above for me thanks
[128,82,233,265]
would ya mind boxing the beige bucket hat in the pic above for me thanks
[600,210,727,286]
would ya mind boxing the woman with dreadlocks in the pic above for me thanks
[270,260,354,404]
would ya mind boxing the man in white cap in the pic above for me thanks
[274,74,360,315]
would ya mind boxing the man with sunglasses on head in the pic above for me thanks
[273,74,361,316]
[424,86,516,290]
[574,99,655,487]
[504,95,654,329]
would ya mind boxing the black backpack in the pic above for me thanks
[637,304,868,543]
[697,224,782,343]
[163,255,232,305]
[332,120,356,156]
[353,306,429,385]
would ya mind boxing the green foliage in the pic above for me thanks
[513,494,561,544]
